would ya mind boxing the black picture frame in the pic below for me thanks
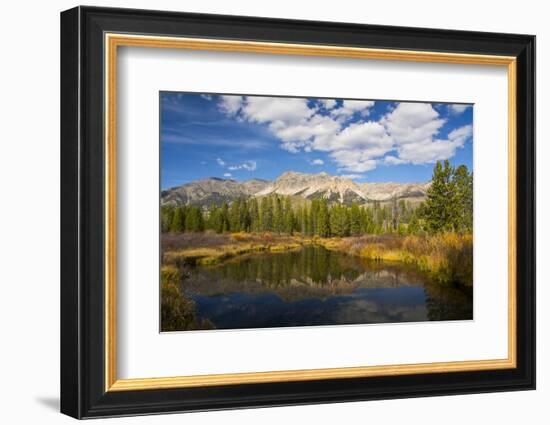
[61,5,535,419]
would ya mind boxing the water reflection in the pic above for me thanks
[179,246,472,330]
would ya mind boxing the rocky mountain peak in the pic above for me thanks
[161,171,430,207]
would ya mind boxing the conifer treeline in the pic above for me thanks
[161,160,473,237]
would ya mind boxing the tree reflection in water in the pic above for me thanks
[163,246,472,331]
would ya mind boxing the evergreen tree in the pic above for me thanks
[207,204,224,233]
[408,209,421,234]
[310,200,320,236]
[161,206,175,233]
[283,197,294,235]
[249,198,260,233]
[229,200,241,232]
[391,195,399,231]
[185,206,203,232]
[170,206,185,233]
[452,165,473,232]
[239,199,251,232]
[422,160,456,233]
[295,206,304,234]
[302,206,311,236]
[260,197,273,232]
[350,203,362,236]
[329,205,342,237]
[317,199,330,237]
[273,196,284,234]
[398,200,408,222]
[220,202,230,232]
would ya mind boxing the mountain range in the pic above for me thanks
[161,171,430,207]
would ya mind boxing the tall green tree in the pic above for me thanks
[161,206,175,233]
[229,200,241,232]
[283,197,294,235]
[350,203,362,236]
[249,198,260,233]
[408,209,421,234]
[422,160,456,233]
[310,200,320,236]
[273,196,284,234]
[302,206,311,236]
[239,199,251,232]
[184,206,203,232]
[421,160,473,234]
[329,204,349,237]
[316,199,330,237]
[452,165,474,232]
[170,206,186,233]
[207,203,227,233]
[260,197,273,232]
[220,202,230,232]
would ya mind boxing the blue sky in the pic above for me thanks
[161,92,473,189]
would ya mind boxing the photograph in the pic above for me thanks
[159,92,474,332]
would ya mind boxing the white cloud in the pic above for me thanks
[330,150,378,173]
[383,155,406,165]
[448,104,471,115]
[331,121,393,153]
[200,94,213,100]
[218,96,244,116]
[276,114,341,152]
[396,139,461,164]
[223,173,232,178]
[242,97,314,126]
[319,99,336,109]
[217,155,257,173]
[310,158,324,165]
[448,124,473,144]
[227,160,257,171]
[377,102,470,165]
[313,121,392,172]
[382,102,445,145]
[330,100,375,122]
[394,124,472,164]
[339,174,364,180]
[217,96,470,172]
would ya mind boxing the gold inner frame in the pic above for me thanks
[104,33,517,392]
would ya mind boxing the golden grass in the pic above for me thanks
[161,231,472,287]
[333,233,473,286]
[162,233,312,266]
[160,264,215,331]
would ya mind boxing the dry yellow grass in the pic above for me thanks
[333,233,473,286]
[161,231,472,286]
[162,234,311,266]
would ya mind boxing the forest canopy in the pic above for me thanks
[161,160,473,238]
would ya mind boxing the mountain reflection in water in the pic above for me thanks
[181,245,472,330]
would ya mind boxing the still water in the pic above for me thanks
[182,246,472,330]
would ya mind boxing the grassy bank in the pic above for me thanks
[162,231,473,287]
[162,232,313,267]
[317,233,473,287]
[160,264,214,331]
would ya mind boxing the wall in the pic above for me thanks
[0,0,545,423]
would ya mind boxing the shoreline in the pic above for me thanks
[161,231,473,287]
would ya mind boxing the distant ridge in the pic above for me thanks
[161,171,430,207]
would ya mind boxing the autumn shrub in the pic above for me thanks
[340,233,472,286]
[160,265,214,331]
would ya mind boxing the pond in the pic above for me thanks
[180,245,473,330]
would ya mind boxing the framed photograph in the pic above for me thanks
[60,6,535,419]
